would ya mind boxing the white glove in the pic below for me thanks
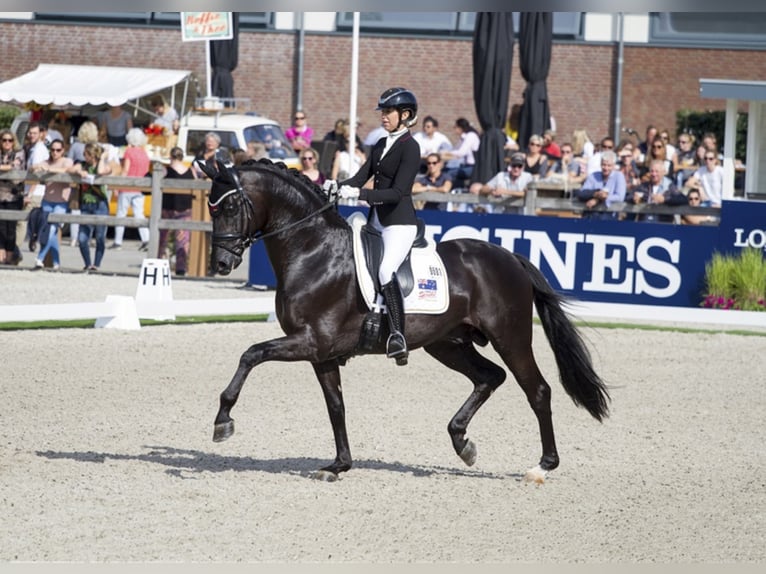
[339,185,360,200]
[322,179,338,196]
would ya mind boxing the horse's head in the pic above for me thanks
[200,158,254,275]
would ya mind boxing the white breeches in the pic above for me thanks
[370,211,417,286]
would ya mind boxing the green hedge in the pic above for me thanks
[0,105,20,130]
[676,108,748,163]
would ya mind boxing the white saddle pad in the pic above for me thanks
[347,212,449,314]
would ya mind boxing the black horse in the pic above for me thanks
[199,158,610,483]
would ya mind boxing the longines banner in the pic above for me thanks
[248,201,766,308]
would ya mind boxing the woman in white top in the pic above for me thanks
[442,117,480,186]
[687,152,724,207]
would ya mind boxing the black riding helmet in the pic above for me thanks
[376,87,418,128]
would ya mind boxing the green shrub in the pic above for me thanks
[702,248,766,311]
[676,108,748,163]
[0,105,21,130]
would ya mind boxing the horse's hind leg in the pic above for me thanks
[312,360,352,482]
[491,338,559,484]
[424,337,506,467]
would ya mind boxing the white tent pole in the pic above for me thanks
[723,98,737,200]
[205,39,213,100]
[348,12,360,165]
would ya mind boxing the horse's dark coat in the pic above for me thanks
[200,158,610,479]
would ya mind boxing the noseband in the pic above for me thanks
[208,167,336,258]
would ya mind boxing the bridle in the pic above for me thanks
[208,164,337,258]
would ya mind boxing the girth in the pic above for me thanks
[360,218,428,295]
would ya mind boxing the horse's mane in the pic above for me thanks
[233,158,349,229]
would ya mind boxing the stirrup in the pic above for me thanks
[386,332,408,366]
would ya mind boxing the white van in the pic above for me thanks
[176,109,300,170]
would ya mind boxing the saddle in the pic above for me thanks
[359,218,429,296]
[347,211,449,316]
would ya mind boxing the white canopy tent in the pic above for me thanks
[0,63,193,115]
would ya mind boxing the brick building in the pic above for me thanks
[1,12,764,150]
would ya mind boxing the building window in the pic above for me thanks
[33,12,272,29]
[337,12,582,39]
[650,12,766,47]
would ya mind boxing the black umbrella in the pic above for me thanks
[472,12,515,185]
[517,12,552,151]
[210,13,239,103]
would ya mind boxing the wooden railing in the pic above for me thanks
[1,170,729,276]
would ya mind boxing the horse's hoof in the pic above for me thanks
[213,420,235,442]
[523,465,548,485]
[312,470,339,482]
[459,439,477,466]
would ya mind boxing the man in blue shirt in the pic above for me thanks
[575,150,626,220]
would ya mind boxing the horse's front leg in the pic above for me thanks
[312,360,351,482]
[213,334,317,442]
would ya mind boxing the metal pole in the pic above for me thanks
[613,12,625,143]
[348,12,360,162]
[205,39,212,99]
[295,12,305,112]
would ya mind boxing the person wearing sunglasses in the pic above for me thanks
[686,152,724,208]
[412,153,452,210]
[299,148,325,185]
[640,135,673,184]
[30,139,74,270]
[0,129,25,265]
[469,152,532,214]
[671,133,698,188]
[285,110,314,153]
[681,190,717,225]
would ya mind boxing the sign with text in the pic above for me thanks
[181,12,233,42]
[248,201,766,308]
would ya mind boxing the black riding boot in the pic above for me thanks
[381,274,408,366]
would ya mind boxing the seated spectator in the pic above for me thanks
[299,147,326,186]
[627,159,688,223]
[285,109,314,153]
[331,126,366,181]
[637,124,658,164]
[572,128,595,162]
[672,133,698,188]
[412,153,453,210]
[586,136,615,175]
[441,117,480,188]
[541,129,561,160]
[324,118,347,144]
[682,190,718,225]
[659,129,676,165]
[617,147,641,195]
[523,134,549,180]
[469,152,532,214]
[504,103,521,145]
[686,152,724,208]
[640,135,673,183]
[548,142,586,185]
[574,150,626,220]
[413,116,452,167]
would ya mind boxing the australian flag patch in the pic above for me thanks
[417,278,438,300]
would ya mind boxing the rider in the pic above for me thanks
[331,87,421,366]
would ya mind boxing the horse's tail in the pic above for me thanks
[515,254,610,422]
